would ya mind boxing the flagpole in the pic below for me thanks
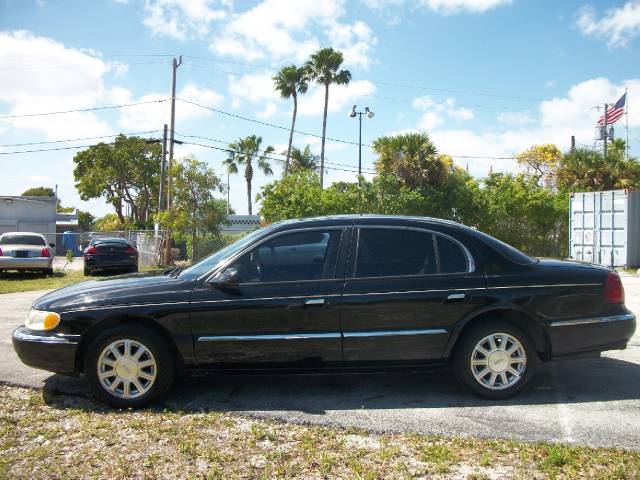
[625,88,629,161]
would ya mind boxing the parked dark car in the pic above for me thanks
[83,237,138,275]
[13,215,636,408]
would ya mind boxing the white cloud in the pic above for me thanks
[575,2,640,48]
[256,102,278,119]
[298,80,376,116]
[420,0,512,14]
[497,110,534,126]
[117,83,223,130]
[209,0,376,68]
[142,0,228,40]
[228,73,280,108]
[0,31,113,139]
[412,95,474,125]
[545,80,556,89]
[406,77,640,178]
[363,0,511,16]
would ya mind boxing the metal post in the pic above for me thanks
[358,112,363,179]
[158,124,168,212]
[226,170,230,215]
[164,56,182,265]
[603,103,608,159]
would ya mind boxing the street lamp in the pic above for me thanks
[349,105,374,179]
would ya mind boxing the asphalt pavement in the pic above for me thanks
[1,277,639,450]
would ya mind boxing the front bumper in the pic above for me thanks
[0,257,52,269]
[12,327,80,375]
[547,312,636,357]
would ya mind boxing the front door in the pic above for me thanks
[341,226,486,362]
[191,227,348,366]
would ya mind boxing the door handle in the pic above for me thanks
[445,293,466,303]
[304,298,325,306]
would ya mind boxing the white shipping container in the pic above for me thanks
[569,190,640,267]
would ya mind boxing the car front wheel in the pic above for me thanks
[84,326,175,408]
[454,322,537,399]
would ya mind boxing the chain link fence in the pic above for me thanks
[53,230,166,268]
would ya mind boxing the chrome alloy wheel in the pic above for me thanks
[97,339,157,399]
[470,333,527,390]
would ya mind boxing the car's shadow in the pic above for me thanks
[42,355,640,413]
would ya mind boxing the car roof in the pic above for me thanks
[271,214,467,230]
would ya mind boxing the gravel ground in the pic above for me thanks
[1,277,639,450]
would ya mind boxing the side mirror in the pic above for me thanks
[49,243,55,248]
[208,267,240,289]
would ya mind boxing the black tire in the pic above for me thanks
[84,265,93,276]
[84,325,176,408]
[44,268,54,275]
[454,322,538,399]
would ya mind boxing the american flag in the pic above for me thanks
[597,93,626,126]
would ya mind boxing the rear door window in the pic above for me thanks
[436,235,468,273]
[355,228,437,278]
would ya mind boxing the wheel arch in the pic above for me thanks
[445,306,551,360]
[75,314,185,373]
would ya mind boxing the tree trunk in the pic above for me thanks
[245,162,253,215]
[285,93,297,176]
[320,81,329,188]
[114,196,125,224]
[191,227,197,262]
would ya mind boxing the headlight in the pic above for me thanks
[25,309,60,331]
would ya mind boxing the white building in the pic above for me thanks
[0,196,57,243]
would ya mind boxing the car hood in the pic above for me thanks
[32,271,194,311]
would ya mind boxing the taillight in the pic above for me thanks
[41,247,50,258]
[603,272,624,304]
[125,246,137,255]
[85,246,97,255]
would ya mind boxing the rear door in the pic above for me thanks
[341,225,486,362]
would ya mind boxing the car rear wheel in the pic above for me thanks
[454,322,537,399]
[84,326,175,408]
[84,265,93,276]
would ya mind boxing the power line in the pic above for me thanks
[0,130,162,148]
[0,60,169,72]
[0,99,169,119]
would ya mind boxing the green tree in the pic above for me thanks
[73,134,161,224]
[273,65,309,175]
[305,47,351,187]
[155,157,224,260]
[556,145,640,192]
[372,132,447,188]
[77,211,95,232]
[21,186,74,212]
[288,145,320,173]
[225,135,275,215]
[516,144,562,187]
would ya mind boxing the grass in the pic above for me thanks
[0,269,89,294]
[0,385,638,479]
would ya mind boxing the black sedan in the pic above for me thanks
[83,237,138,275]
[13,215,636,408]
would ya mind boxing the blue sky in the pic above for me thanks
[1,0,639,217]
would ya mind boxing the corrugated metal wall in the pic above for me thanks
[569,190,640,267]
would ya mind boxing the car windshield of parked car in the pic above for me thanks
[178,226,275,279]
[0,234,45,246]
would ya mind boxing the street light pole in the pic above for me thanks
[349,105,374,182]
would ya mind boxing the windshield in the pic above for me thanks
[178,226,275,279]
[0,234,46,246]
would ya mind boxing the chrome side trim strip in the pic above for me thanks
[343,288,485,297]
[550,313,635,327]
[63,301,190,313]
[197,332,341,342]
[489,283,601,290]
[343,328,448,337]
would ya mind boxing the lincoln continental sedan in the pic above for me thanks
[12,215,636,408]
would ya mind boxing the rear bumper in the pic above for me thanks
[84,255,137,269]
[0,257,52,269]
[12,327,80,375]
[547,312,636,358]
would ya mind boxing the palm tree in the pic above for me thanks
[225,135,275,215]
[372,132,447,188]
[273,65,309,176]
[288,145,320,173]
[305,47,351,188]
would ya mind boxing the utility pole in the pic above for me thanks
[570,135,575,151]
[603,103,608,160]
[164,56,182,265]
[158,124,168,212]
